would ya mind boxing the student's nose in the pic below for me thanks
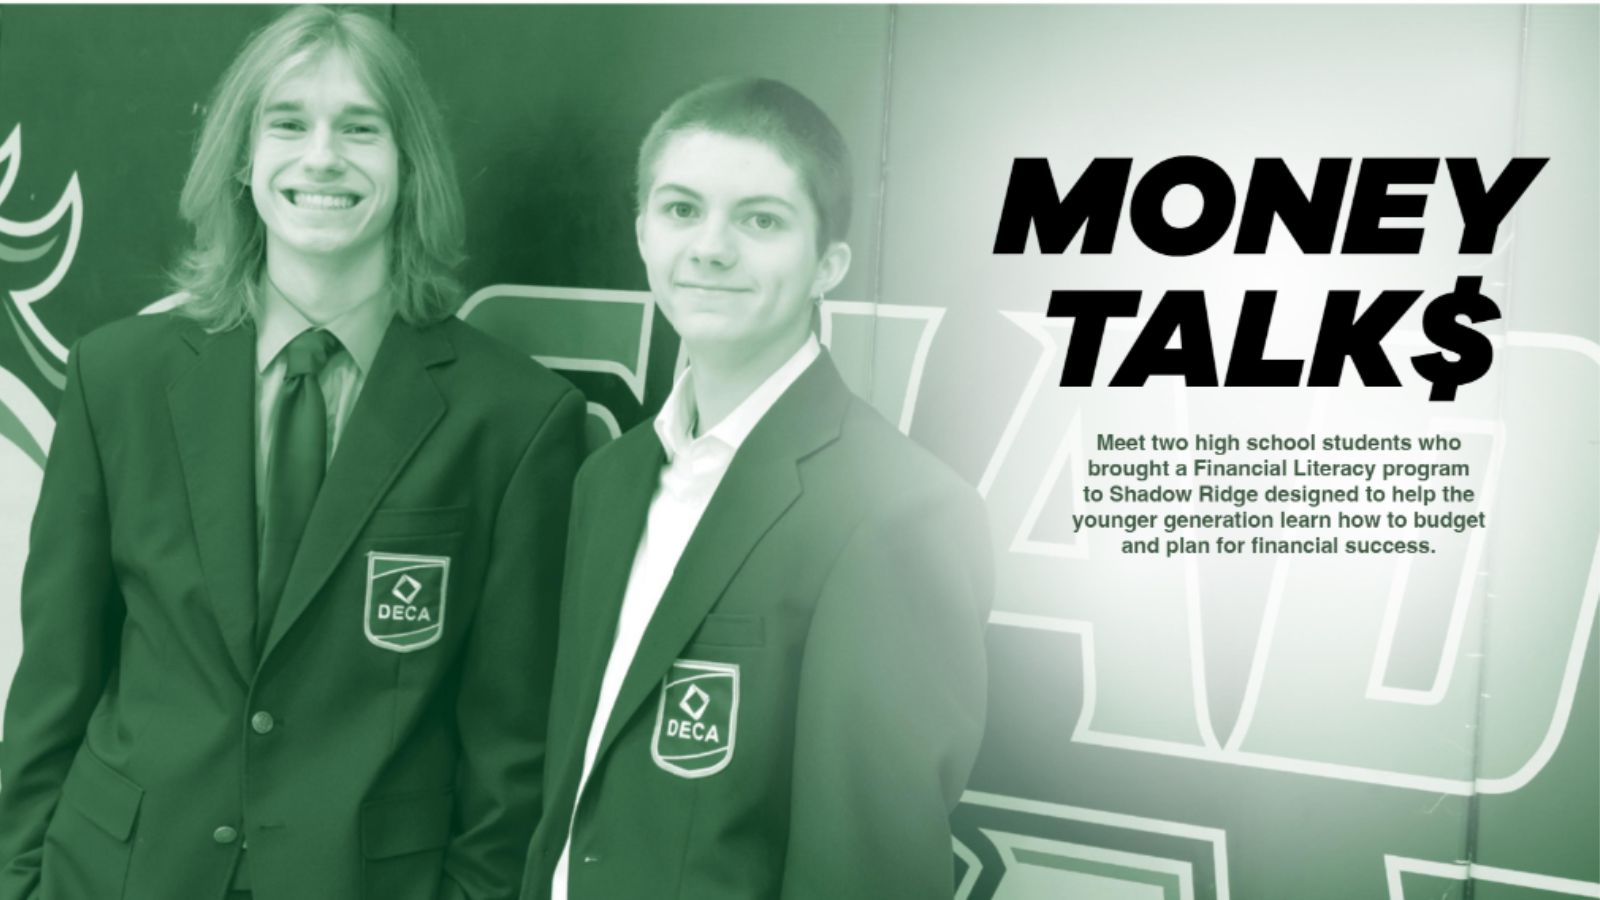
[301,124,345,175]
[689,216,737,268]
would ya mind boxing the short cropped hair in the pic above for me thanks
[636,78,853,251]
[172,5,464,331]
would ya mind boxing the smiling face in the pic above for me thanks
[637,129,849,368]
[250,49,399,270]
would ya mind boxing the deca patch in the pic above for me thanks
[364,551,449,652]
[651,659,739,778]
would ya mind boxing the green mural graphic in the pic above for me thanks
[0,122,78,728]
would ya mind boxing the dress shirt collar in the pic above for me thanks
[256,277,393,375]
[654,334,821,464]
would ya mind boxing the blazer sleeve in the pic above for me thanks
[778,484,995,900]
[0,342,124,900]
[438,388,586,900]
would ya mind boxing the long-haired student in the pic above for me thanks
[0,8,583,899]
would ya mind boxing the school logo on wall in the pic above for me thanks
[652,659,739,778]
[364,551,449,652]
[1,124,82,379]
[0,122,81,738]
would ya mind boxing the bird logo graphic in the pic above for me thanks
[0,123,82,737]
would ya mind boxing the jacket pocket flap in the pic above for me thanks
[361,790,454,859]
[61,749,143,841]
[367,505,470,539]
[691,613,764,648]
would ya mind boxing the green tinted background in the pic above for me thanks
[0,7,1594,899]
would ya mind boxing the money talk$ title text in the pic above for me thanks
[993,157,1547,402]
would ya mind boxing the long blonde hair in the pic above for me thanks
[172,5,464,331]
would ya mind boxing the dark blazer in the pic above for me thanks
[522,353,993,900]
[0,312,585,900]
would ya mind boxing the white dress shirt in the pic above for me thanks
[552,335,821,899]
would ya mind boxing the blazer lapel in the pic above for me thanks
[553,426,664,786]
[592,354,853,766]
[168,323,258,681]
[572,428,665,686]
[260,320,451,661]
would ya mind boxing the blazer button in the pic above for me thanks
[581,853,602,864]
[250,711,275,734]
[213,825,239,844]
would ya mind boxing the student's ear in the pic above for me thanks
[811,241,852,299]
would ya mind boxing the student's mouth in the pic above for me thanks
[282,189,362,211]
[677,282,751,293]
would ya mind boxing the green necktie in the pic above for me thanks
[257,328,342,656]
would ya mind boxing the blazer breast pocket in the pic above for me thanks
[362,508,466,655]
[689,613,765,649]
[365,504,470,541]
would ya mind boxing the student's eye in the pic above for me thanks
[267,118,306,134]
[745,212,783,232]
[664,201,699,221]
[345,122,381,137]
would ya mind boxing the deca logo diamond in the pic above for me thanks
[392,574,421,604]
[679,684,710,721]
